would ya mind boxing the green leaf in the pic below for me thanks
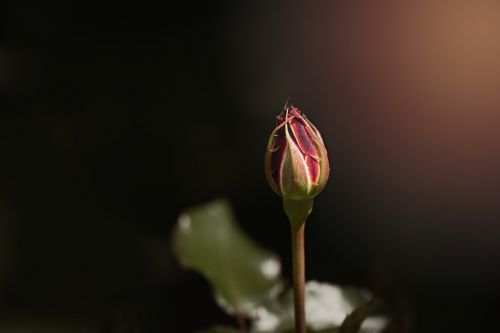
[173,199,282,315]
[197,325,242,333]
[251,281,388,333]
[338,299,376,333]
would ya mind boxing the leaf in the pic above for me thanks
[338,299,376,333]
[197,325,242,333]
[173,199,282,315]
[250,281,388,333]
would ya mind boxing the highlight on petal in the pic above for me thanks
[305,155,320,184]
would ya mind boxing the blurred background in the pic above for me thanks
[1,0,500,332]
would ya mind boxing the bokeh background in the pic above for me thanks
[1,0,500,332]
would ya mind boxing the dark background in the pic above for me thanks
[1,0,500,332]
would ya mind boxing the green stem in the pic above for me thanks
[283,198,313,333]
[291,221,306,333]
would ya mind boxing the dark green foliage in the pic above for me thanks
[174,200,388,333]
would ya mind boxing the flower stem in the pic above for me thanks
[283,198,312,333]
[291,221,306,333]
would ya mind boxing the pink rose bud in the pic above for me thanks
[265,104,330,200]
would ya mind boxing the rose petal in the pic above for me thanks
[289,117,319,159]
[281,125,311,197]
[270,127,286,190]
[305,155,320,183]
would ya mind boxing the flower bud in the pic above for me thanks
[265,104,330,200]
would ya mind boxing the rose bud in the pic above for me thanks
[265,104,330,201]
